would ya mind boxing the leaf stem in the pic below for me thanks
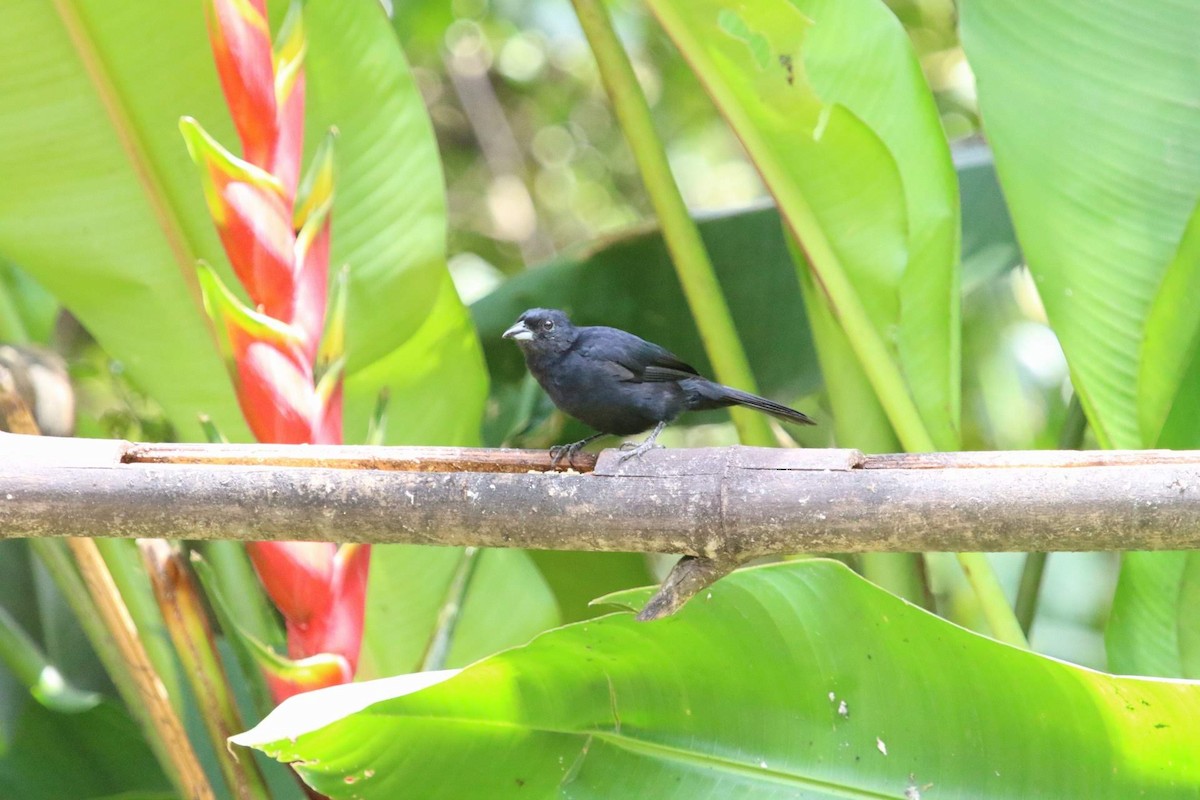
[28,540,179,770]
[196,542,284,650]
[94,538,185,708]
[1015,393,1088,635]
[1013,553,1047,637]
[190,554,277,721]
[569,0,773,446]
[957,552,1029,648]
[795,181,1028,643]
[141,540,272,800]
[420,547,483,672]
[0,603,100,713]
[67,536,214,799]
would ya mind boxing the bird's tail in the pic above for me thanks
[683,379,815,426]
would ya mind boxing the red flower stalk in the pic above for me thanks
[184,0,369,702]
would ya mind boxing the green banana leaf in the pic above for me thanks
[0,0,486,445]
[1135,200,1200,448]
[1108,551,1200,679]
[961,0,1200,450]
[234,560,1200,799]
[960,0,1200,677]
[0,260,57,345]
[0,698,170,800]
[645,0,960,452]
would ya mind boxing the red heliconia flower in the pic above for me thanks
[235,337,318,443]
[182,119,295,322]
[269,5,307,203]
[247,543,371,670]
[205,0,277,170]
[260,653,352,705]
[194,262,329,445]
[185,0,368,703]
[290,134,335,363]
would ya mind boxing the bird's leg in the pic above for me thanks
[549,432,604,469]
[617,421,667,463]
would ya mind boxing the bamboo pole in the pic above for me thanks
[4,433,1199,553]
[6,432,1200,618]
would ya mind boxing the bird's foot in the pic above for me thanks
[548,442,582,469]
[549,433,603,469]
[616,422,668,464]
[617,439,663,464]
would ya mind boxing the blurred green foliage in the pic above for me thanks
[4,0,1196,795]
[0,0,1109,677]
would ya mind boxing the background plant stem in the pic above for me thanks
[26,539,179,781]
[959,551,1029,647]
[1015,394,1089,635]
[0,603,99,713]
[569,0,773,446]
[67,536,214,800]
[1014,551,1047,637]
[142,540,271,800]
[420,546,483,672]
[94,538,184,709]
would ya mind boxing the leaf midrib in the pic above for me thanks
[51,0,202,304]
[295,712,902,799]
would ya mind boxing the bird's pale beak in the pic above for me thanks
[502,320,534,341]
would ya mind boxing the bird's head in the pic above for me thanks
[502,308,575,353]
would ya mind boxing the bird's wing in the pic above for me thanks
[574,327,699,382]
[639,364,699,383]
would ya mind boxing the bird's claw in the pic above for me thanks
[616,439,663,464]
[549,436,600,469]
[615,421,667,465]
[548,443,578,469]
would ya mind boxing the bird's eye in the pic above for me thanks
[542,319,555,331]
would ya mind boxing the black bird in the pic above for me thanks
[503,308,815,464]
